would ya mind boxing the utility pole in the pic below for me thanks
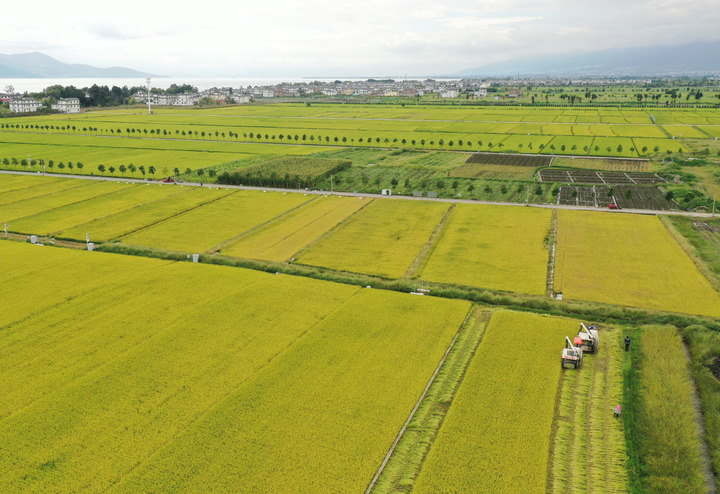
[146,78,152,115]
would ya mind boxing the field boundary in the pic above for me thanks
[289,197,375,260]
[404,202,455,279]
[208,195,319,254]
[113,189,238,241]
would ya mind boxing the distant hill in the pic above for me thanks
[458,40,720,77]
[0,52,163,78]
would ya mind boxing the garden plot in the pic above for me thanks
[464,152,552,167]
[539,169,667,185]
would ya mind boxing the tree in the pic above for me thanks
[390,177,399,187]
[58,162,66,170]
[97,164,106,173]
[148,166,156,177]
[173,167,180,176]
[139,165,146,177]
[184,167,192,175]
[374,176,381,186]
[129,164,137,176]
[108,166,116,174]
[119,164,127,176]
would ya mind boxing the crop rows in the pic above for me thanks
[465,152,552,167]
[538,169,667,185]
[556,185,676,210]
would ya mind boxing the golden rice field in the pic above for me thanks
[61,185,234,242]
[420,203,551,294]
[8,182,178,236]
[554,210,720,317]
[297,198,450,278]
[414,311,576,493]
[638,326,707,493]
[120,189,312,253]
[221,194,370,261]
[0,180,129,225]
[0,241,471,492]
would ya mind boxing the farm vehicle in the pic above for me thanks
[562,336,583,369]
[577,323,599,353]
[562,323,600,369]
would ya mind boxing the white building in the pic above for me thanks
[9,97,42,113]
[473,88,488,98]
[51,97,81,113]
[439,89,459,98]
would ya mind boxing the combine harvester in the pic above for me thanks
[561,323,600,369]
[562,336,584,369]
[576,323,599,353]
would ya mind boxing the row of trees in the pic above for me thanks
[0,157,84,172]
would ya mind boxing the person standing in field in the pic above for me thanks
[614,405,621,419]
[625,335,631,351]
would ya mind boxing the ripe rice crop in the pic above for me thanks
[420,203,551,294]
[637,326,706,493]
[414,311,576,493]
[0,241,470,492]
[554,210,720,316]
[221,195,370,261]
[60,185,234,242]
[9,183,179,236]
[298,198,449,278]
[121,189,312,252]
[0,180,129,226]
[0,176,86,206]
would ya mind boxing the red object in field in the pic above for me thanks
[162,177,174,183]
[608,203,618,209]
[573,336,583,346]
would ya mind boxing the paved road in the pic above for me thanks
[1,169,717,218]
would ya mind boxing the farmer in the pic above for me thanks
[625,335,631,351]
[589,323,595,331]
[614,405,621,419]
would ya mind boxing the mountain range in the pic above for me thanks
[458,39,720,77]
[0,52,161,78]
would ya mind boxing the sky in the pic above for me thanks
[3,0,720,77]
